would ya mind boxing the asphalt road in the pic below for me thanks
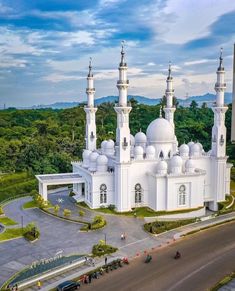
[83,221,235,291]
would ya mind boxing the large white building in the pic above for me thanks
[38,47,232,213]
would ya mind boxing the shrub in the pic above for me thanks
[79,210,85,217]
[91,215,106,230]
[23,222,40,241]
[108,204,115,211]
[92,243,118,257]
[63,209,71,217]
[54,204,60,214]
[0,206,4,215]
[69,191,75,197]
[144,219,196,234]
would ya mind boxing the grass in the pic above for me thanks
[0,216,17,226]
[144,218,197,234]
[210,271,235,291]
[22,200,38,209]
[81,203,204,218]
[0,228,25,242]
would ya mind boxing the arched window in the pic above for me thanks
[135,183,142,203]
[168,151,171,158]
[159,151,164,159]
[178,185,186,206]
[100,184,107,204]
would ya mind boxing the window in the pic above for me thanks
[178,185,186,206]
[159,151,164,159]
[135,183,142,203]
[100,184,107,204]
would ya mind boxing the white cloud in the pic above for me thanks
[0,55,27,68]
[184,59,212,66]
[137,0,235,44]
[43,73,83,83]
[99,0,126,8]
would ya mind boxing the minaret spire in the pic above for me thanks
[232,43,235,143]
[114,42,132,211]
[84,58,97,151]
[163,61,176,129]
[211,48,227,157]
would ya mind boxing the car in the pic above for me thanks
[57,280,80,291]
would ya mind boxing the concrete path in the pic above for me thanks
[0,193,235,288]
[219,279,235,291]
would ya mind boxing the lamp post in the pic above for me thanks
[104,233,107,245]
[21,216,24,231]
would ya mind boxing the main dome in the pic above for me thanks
[146,118,175,143]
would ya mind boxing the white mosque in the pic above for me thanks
[37,47,232,213]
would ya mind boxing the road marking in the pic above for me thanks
[167,243,235,291]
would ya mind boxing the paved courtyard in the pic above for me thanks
[0,191,235,287]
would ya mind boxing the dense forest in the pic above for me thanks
[0,99,234,174]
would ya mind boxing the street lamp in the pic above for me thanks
[21,216,24,231]
[104,233,107,245]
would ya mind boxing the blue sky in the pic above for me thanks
[0,0,235,107]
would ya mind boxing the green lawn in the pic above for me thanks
[92,206,204,218]
[0,216,17,226]
[0,228,25,242]
[23,200,38,209]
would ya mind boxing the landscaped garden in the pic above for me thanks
[92,240,118,257]
[144,218,197,234]
[78,202,204,218]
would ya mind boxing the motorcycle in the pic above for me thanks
[174,251,181,259]
[145,254,152,263]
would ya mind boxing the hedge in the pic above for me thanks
[144,219,196,234]
[92,243,118,257]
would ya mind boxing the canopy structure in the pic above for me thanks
[36,173,85,201]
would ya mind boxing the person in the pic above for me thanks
[175,251,181,259]
[37,280,41,290]
[88,273,92,284]
[105,256,107,265]
[121,233,124,240]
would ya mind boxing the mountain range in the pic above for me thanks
[9,92,233,110]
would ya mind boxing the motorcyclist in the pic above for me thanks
[175,251,181,259]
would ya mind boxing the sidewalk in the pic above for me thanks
[24,212,235,291]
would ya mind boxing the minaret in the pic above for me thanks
[164,62,176,129]
[84,58,97,151]
[114,43,132,212]
[231,43,235,143]
[211,48,227,157]
[114,43,132,163]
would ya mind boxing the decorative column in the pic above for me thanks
[231,43,235,143]
[164,62,176,129]
[114,44,132,163]
[84,58,97,151]
[114,44,132,212]
[210,48,228,210]
[211,49,227,158]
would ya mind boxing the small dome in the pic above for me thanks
[190,143,201,155]
[130,134,135,146]
[179,143,189,153]
[196,142,203,151]
[101,140,107,149]
[170,155,183,167]
[146,145,155,155]
[134,145,144,155]
[83,149,92,159]
[135,131,147,144]
[96,154,108,165]
[185,159,194,168]
[89,152,99,162]
[187,141,194,147]
[157,160,168,171]
[146,118,175,143]
[105,139,115,149]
